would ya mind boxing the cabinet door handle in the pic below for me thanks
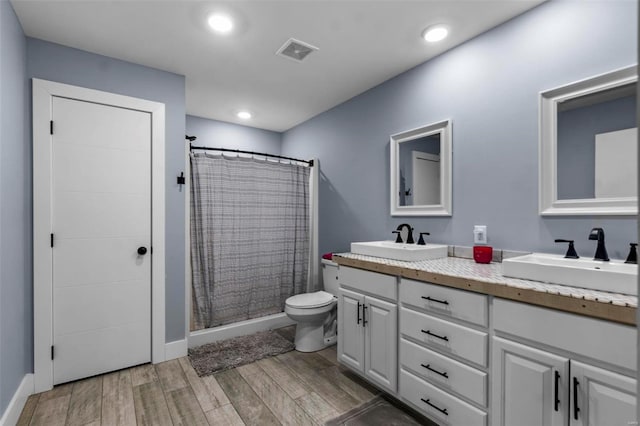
[356,301,361,325]
[421,296,449,305]
[421,329,449,342]
[362,305,368,326]
[573,377,580,420]
[421,363,449,379]
[554,371,560,411]
[420,398,448,416]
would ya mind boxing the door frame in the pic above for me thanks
[32,79,166,392]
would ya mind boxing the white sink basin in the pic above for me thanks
[350,240,448,262]
[502,253,638,296]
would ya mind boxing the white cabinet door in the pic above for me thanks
[492,337,569,426]
[364,296,397,392]
[570,361,636,426]
[338,288,365,373]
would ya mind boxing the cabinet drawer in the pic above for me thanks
[400,278,488,327]
[339,266,397,301]
[400,307,488,367]
[400,369,487,426]
[400,338,487,406]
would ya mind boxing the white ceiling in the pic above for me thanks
[12,0,544,132]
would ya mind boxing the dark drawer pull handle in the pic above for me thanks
[421,398,448,416]
[421,296,449,305]
[356,301,361,325]
[421,329,449,342]
[421,363,448,379]
[554,371,560,412]
[573,377,580,420]
[362,305,368,326]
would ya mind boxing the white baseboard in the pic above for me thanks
[164,339,188,360]
[0,374,34,426]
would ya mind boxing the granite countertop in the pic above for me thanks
[334,253,637,326]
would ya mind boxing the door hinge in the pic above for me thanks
[50,120,54,135]
[51,345,54,360]
[150,246,153,255]
[50,233,54,247]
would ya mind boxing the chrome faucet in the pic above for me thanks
[588,228,609,261]
[396,223,414,244]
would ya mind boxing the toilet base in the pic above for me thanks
[294,321,327,352]
[293,321,337,352]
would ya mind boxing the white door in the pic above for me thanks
[412,151,440,205]
[337,288,365,373]
[51,96,152,384]
[492,337,569,426]
[570,361,636,426]
[364,295,397,392]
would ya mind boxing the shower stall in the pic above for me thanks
[185,143,319,347]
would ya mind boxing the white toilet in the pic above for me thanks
[284,258,339,352]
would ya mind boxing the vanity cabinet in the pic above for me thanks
[337,267,397,393]
[492,299,637,426]
[334,257,637,426]
[398,278,489,425]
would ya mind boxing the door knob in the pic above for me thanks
[137,247,148,255]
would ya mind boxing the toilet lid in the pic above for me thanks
[286,291,335,309]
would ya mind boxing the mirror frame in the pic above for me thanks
[539,65,638,216]
[390,119,452,216]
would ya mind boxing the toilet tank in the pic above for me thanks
[321,258,339,296]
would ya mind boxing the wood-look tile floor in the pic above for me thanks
[16,328,385,426]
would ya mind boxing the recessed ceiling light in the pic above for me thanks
[237,111,252,120]
[208,13,233,34]
[422,25,448,42]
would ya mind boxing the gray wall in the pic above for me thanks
[187,115,282,154]
[282,0,638,261]
[557,95,636,199]
[0,0,30,415]
[26,38,187,342]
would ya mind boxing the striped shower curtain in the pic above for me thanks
[190,153,311,330]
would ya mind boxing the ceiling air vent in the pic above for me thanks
[276,38,318,63]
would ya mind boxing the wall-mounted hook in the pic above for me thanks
[177,172,185,192]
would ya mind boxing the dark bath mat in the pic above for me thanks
[325,396,430,426]
[188,330,295,377]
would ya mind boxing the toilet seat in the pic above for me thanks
[286,291,335,309]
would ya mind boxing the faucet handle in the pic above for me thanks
[555,239,579,259]
[625,243,638,264]
[417,232,430,245]
[392,231,402,244]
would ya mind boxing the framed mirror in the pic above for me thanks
[540,65,637,215]
[390,119,452,216]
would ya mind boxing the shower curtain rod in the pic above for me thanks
[189,145,313,166]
